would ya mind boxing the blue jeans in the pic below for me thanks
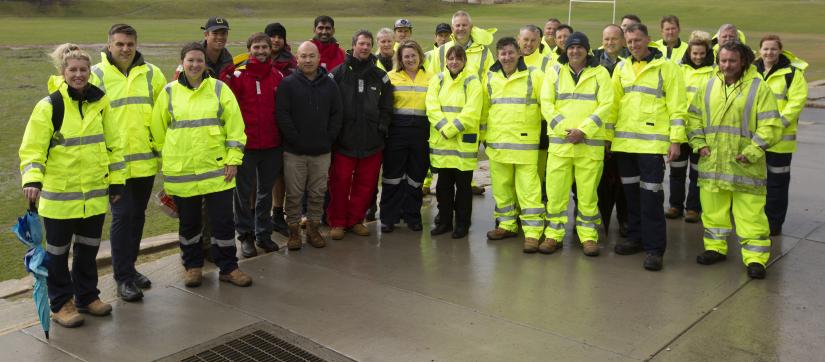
[233,147,282,241]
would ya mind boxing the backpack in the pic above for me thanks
[47,91,64,151]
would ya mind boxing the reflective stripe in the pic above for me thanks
[605,123,614,130]
[703,230,728,241]
[46,243,70,255]
[490,97,538,105]
[547,137,605,147]
[773,93,787,101]
[382,74,390,84]
[430,148,478,158]
[486,71,494,98]
[406,178,422,188]
[124,152,156,162]
[589,115,603,127]
[706,227,731,236]
[165,85,175,122]
[742,79,761,133]
[496,216,517,223]
[690,162,698,171]
[621,176,640,184]
[557,93,596,101]
[487,142,540,150]
[575,221,598,229]
[394,85,427,92]
[75,235,101,247]
[108,161,126,171]
[464,75,478,92]
[704,77,715,128]
[521,208,544,215]
[782,134,796,141]
[164,168,225,183]
[434,118,448,130]
[671,118,685,127]
[110,96,153,108]
[767,165,791,174]
[542,55,551,70]
[439,46,446,71]
[522,220,545,227]
[546,222,565,230]
[383,176,405,185]
[169,118,222,129]
[742,244,771,253]
[688,129,705,139]
[495,204,516,213]
[41,188,108,201]
[92,66,105,92]
[180,233,202,246]
[705,125,751,138]
[614,131,670,142]
[22,162,45,175]
[640,181,663,192]
[212,237,236,247]
[752,135,769,150]
[670,160,688,167]
[225,140,244,151]
[576,212,601,222]
[215,81,225,118]
[699,171,766,187]
[780,115,791,128]
[549,114,564,129]
[688,105,701,115]
[623,85,663,97]
[441,106,463,113]
[478,49,488,78]
[146,65,155,105]
[757,110,780,121]
[56,134,105,147]
[452,119,465,132]
[546,211,566,218]
[394,108,427,116]
[686,86,697,93]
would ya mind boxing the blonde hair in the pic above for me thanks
[688,30,711,47]
[50,43,91,72]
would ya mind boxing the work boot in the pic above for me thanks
[256,237,279,253]
[684,210,700,223]
[330,227,345,240]
[643,254,664,271]
[239,233,257,258]
[306,221,327,248]
[381,223,394,233]
[614,240,642,255]
[451,225,469,239]
[76,299,112,316]
[271,207,289,237]
[747,263,767,279]
[487,228,518,240]
[431,223,452,236]
[350,223,370,236]
[365,205,377,222]
[582,241,600,257]
[665,207,683,219]
[696,250,727,265]
[523,238,539,253]
[219,269,253,287]
[538,238,562,254]
[184,267,203,288]
[134,272,152,289]
[287,223,302,250]
[53,300,84,328]
[117,281,143,302]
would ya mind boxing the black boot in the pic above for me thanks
[117,281,143,302]
[239,233,257,258]
[747,263,766,279]
[696,250,727,265]
[272,207,289,237]
[431,223,452,236]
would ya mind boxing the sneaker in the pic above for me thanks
[219,269,253,287]
[643,254,663,271]
[330,227,345,240]
[538,239,562,254]
[614,240,642,255]
[746,263,766,279]
[665,207,683,219]
[523,238,539,253]
[76,299,112,316]
[350,223,370,236]
[696,250,727,265]
[238,233,257,258]
[582,241,600,256]
[184,267,203,288]
[52,300,84,328]
[486,228,518,240]
[684,210,700,223]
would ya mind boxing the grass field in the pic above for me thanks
[1,0,823,281]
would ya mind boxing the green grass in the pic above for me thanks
[1,0,823,281]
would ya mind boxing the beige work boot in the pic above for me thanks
[582,240,600,257]
[219,269,253,287]
[184,267,203,287]
[350,223,370,236]
[287,223,302,250]
[306,221,327,248]
[538,238,562,254]
[684,210,700,223]
[330,227,345,240]
[664,207,683,219]
[487,228,518,240]
[523,238,540,253]
[77,298,112,316]
[52,299,84,328]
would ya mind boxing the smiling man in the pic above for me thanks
[310,15,346,71]
[427,10,495,78]
[201,16,233,77]
[654,15,687,62]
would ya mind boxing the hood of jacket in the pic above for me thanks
[451,26,497,47]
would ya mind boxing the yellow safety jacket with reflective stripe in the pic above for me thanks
[427,27,496,78]
[423,45,438,72]
[482,60,544,164]
[611,48,687,154]
[654,39,689,63]
[150,77,246,198]
[388,68,431,119]
[19,83,125,219]
[540,61,614,160]
[91,53,167,179]
[682,64,715,104]
[523,46,550,70]
[759,60,807,154]
[426,69,483,171]
[686,69,782,195]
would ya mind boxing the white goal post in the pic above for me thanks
[568,0,616,26]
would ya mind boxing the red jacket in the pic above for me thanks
[273,45,298,76]
[311,38,345,72]
[221,57,284,149]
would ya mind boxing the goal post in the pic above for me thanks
[568,0,616,26]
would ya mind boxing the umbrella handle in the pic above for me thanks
[29,201,37,212]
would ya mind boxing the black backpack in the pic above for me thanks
[47,91,65,151]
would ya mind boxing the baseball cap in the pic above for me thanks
[435,23,452,34]
[202,16,230,32]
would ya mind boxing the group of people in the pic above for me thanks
[18,10,807,329]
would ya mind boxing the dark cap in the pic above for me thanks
[435,23,452,34]
[394,18,413,29]
[566,31,590,51]
[202,16,230,32]
[265,22,286,39]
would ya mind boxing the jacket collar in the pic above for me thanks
[295,66,330,85]
[103,49,146,75]
[345,51,378,70]
[755,53,791,78]
[489,56,527,75]
[631,47,663,63]
[681,45,714,69]
[67,83,105,102]
[177,72,211,89]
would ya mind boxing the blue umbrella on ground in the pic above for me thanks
[11,202,50,340]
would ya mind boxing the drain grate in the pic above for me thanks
[157,322,354,362]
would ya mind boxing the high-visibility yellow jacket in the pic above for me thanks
[540,38,557,55]
[482,59,544,164]
[682,64,715,105]
[756,52,808,153]
[47,75,64,93]
[540,59,614,160]
[150,77,246,198]
[654,38,688,63]
[426,27,497,79]
[90,52,167,179]
[423,44,439,72]
[611,48,687,154]
[425,68,483,171]
[19,83,125,219]
[686,68,782,195]
[522,45,551,70]
[388,68,431,127]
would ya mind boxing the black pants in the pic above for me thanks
[435,168,473,228]
[233,147,282,241]
[44,214,105,312]
[615,152,667,256]
[597,154,627,231]
[110,176,154,284]
[175,189,238,274]
[668,143,701,212]
[380,127,429,225]
[766,152,792,232]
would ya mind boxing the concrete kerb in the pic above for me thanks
[807,79,825,109]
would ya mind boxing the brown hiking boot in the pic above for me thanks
[77,299,112,316]
[307,221,327,248]
[684,210,700,223]
[487,228,518,240]
[184,267,203,287]
[665,207,683,219]
[53,299,84,328]
[523,238,539,253]
[350,223,370,236]
[538,238,562,254]
[287,223,302,250]
[219,269,253,287]
[582,240,600,257]
[330,227,345,240]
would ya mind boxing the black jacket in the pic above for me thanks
[330,52,394,158]
[276,67,343,155]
